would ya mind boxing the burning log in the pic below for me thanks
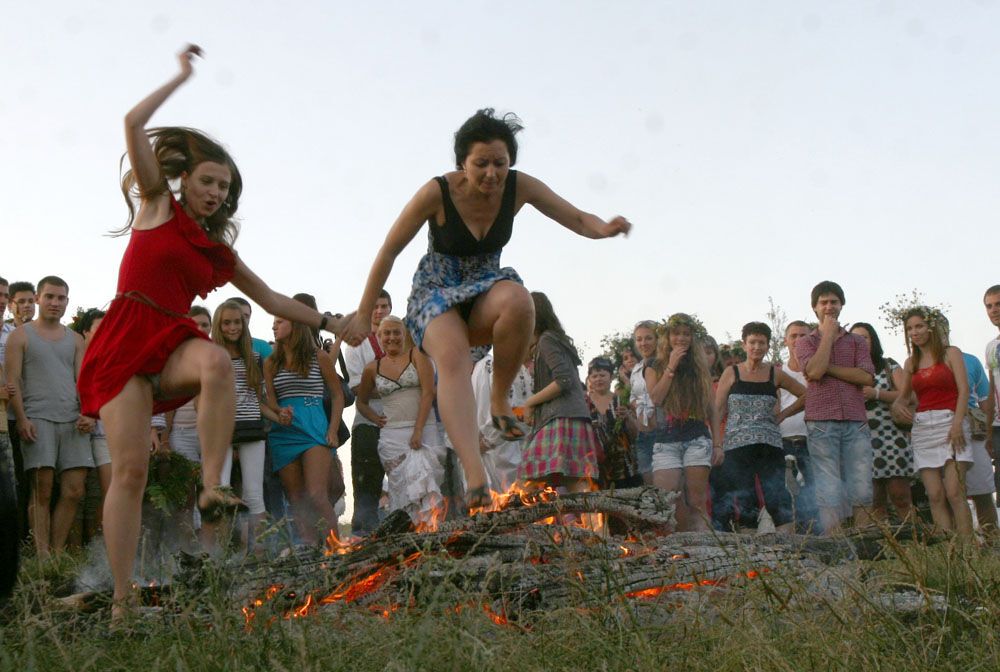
[57,488,938,624]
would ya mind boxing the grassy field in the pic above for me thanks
[2,534,1000,672]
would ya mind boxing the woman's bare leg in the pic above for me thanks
[100,377,154,617]
[683,466,711,532]
[652,468,687,528]
[920,468,953,532]
[886,476,915,522]
[278,461,313,544]
[422,310,487,495]
[943,461,973,536]
[158,339,235,497]
[301,446,337,541]
[467,281,535,420]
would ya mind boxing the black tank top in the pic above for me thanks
[429,170,518,257]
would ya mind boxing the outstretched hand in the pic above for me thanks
[600,216,631,239]
[178,44,203,78]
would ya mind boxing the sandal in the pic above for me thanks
[491,415,525,442]
[197,485,248,523]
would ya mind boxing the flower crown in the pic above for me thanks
[656,313,708,340]
[879,290,949,335]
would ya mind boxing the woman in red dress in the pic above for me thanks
[77,45,348,618]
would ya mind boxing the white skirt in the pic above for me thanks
[911,409,973,471]
[378,423,448,525]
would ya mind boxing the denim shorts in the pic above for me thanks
[806,420,873,508]
[652,435,712,471]
[634,431,656,475]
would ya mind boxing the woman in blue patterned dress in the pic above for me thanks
[711,322,806,532]
[343,109,631,507]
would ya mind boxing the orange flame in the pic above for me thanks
[626,569,769,599]
[324,529,359,556]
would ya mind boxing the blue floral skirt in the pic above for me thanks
[405,247,522,355]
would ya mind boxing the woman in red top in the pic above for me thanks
[77,45,348,618]
[891,307,971,535]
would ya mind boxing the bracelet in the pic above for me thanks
[319,311,343,332]
[875,388,880,401]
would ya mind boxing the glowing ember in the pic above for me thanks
[626,569,769,600]
[324,529,360,556]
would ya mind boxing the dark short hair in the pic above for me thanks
[0,276,7,287]
[9,281,34,297]
[75,308,106,335]
[587,357,614,375]
[227,296,251,310]
[377,289,392,309]
[741,322,772,341]
[810,280,845,307]
[985,285,1000,299]
[36,276,68,294]
[454,108,524,169]
[785,320,810,335]
[189,305,211,319]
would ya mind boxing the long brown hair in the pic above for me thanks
[654,313,712,419]
[902,306,948,373]
[115,127,242,245]
[211,300,261,393]
[269,297,318,377]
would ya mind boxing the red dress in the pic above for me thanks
[77,196,236,418]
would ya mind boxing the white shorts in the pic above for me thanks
[911,410,973,471]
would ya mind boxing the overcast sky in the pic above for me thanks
[5,1,999,515]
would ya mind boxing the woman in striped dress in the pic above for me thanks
[212,301,281,549]
[265,308,345,544]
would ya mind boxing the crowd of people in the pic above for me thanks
[2,46,995,620]
[3,277,999,561]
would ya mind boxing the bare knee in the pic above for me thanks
[435,348,473,378]
[499,284,534,321]
[113,460,149,494]
[31,470,54,499]
[59,478,86,502]
[201,346,234,388]
[306,488,330,512]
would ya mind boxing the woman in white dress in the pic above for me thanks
[355,317,447,525]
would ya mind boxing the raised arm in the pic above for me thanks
[343,181,440,346]
[519,172,631,240]
[231,258,349,336]
[126,46,201,203]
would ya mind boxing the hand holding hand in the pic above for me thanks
[326,426,340,449]
[343,312,371,347]
[861,386,876,401]
[409,428,423,451]
[278,407,294,426]
[76,415,95,434]
[891,400,914,426]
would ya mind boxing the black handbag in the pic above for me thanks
[338,351,355,408]
[232,418,269,444]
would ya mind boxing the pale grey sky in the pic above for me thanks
[4,1,1000,515]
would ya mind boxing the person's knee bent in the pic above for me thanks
[497,284,534,322]
[201,346,235,389]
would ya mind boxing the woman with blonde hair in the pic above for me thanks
[355,316,447,525]
[212,301,282,549]
[891,307,972,535]
[645,314,718,531]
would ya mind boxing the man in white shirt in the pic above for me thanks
[778,320,818,532]
[343,290,392,535]
[982,285,1000,495]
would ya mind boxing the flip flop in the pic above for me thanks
[491,415,525,441]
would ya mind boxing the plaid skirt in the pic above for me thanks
[518,417,600,481]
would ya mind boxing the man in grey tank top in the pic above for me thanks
[4,276,94,556]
